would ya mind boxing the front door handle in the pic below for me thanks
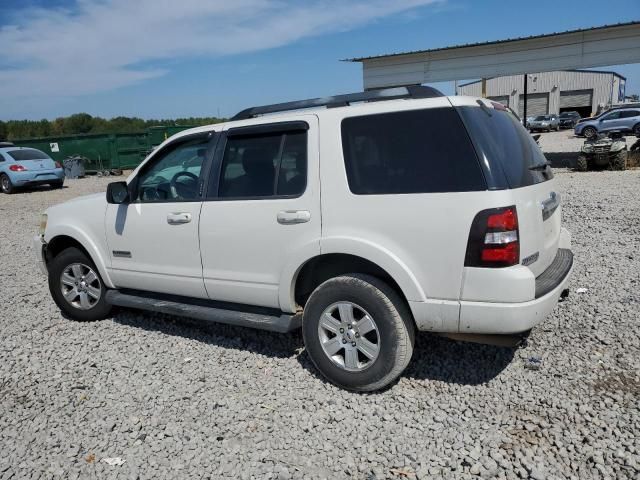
[167,212,192,225]
[277,210,311,225]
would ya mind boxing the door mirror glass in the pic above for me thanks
[107,181,130,204]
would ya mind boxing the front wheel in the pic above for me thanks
[1,174,14,194]
[583,126,597,139]
[51,181,64,189]
[302,274,415,392]
[611,151,627,171]
[48,247,112,321]
[576,154,589,171]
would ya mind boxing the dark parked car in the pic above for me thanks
[559,111,581,129]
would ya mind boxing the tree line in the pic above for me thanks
[0,113,226,141]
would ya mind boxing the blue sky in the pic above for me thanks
[0,0,639,120]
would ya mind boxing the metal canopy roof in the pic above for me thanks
[344,21,640,89]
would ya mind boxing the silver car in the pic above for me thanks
[528,114,560,132]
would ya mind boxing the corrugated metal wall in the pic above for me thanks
[458,70,622,117]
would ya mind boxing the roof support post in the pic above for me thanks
[481,78,487,98]
[523,74,528,124]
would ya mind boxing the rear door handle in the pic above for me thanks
[167,212,192,225]
[277,210,311,224]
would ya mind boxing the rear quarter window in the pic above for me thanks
[457,106,553,189]
[341,108,486,194]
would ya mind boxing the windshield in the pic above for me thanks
[534,115,550,121]
[560,112,576,118]
[7,148,51,161]
[457,106,553,189]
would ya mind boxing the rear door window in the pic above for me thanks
[341,108,486,194]
[457,106,553,189]
[218,129,307,199]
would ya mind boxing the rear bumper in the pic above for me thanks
[33,235,48,275]
[459,248,573,334]
[12,169,64,186]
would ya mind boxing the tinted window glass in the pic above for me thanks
[219,130,307,198]
[7,148,51,161]
[341,108,485,195]
[621,110,639,118]
[601,111,620,120]
[458,106,553,189]
[136,138,210,202]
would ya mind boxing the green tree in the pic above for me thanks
[64,113,94,134]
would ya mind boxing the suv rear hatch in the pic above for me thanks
[454,99,560,277]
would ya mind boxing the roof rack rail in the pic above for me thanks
[231,85,444,121]
[607,102,640,110]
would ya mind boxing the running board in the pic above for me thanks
[105,290,301,333]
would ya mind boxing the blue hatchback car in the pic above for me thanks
[0,145,65,194]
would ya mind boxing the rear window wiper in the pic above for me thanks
[529,161,551,171]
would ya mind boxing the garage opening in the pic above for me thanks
[559,89,593,118]
[518,93,548,117]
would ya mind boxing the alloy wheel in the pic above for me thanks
[317,301,380,372]
[59,263,101,310]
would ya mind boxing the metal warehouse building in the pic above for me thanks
[457,70,626,118]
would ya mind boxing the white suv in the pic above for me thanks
[34,87,573,391]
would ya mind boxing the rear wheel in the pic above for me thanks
[576,155,589,171]
[1,174,14,194]
[583,126,597,139]
[48,247,112,321]
[302,274,415,392]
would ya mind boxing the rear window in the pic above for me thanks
[7,148,51,161]
[341,108,486,195]
[457,106,553,188]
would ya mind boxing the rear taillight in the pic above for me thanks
[9,164,26,172]
[465,206,519,268]
[55,161,62,168]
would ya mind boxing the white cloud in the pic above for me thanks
[0,0,440,98]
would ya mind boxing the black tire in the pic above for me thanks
[302,274,415,392]
[48,247,112,321]
[633,123,640,136]
[1,173,14,194]
[51,180,64,189]
[583,126,597,139]
[611,150,627,171]
[555,125,560,131]
[576,155,589,172]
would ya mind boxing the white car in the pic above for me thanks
[34,87,573,391]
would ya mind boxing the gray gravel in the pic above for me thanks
[1,172,639,479]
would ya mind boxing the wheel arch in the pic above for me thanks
[44,231,114,288]
[280,240,426,316]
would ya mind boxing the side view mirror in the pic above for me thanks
[106,181,130,204]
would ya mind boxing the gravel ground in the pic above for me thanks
[1,172,639,480]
